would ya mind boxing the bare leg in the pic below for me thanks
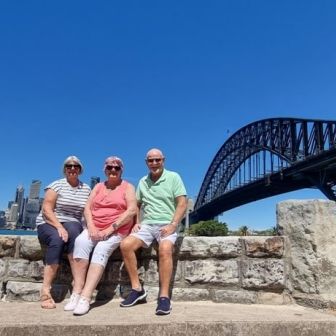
[40,264,58,308]
[158,240,174,298]
[70,255,89,294]
[80,263,105,300]
[120,236,144,289]
[41,264,59,293]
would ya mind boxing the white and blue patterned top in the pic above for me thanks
[35,178,91,227]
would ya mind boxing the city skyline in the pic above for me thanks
[1,175,102,229]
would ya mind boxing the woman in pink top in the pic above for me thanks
[66,156,137,315]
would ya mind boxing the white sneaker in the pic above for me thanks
[64,293,80,311]
[73,297,90,315]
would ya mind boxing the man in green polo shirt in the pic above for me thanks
[120,148,187,315]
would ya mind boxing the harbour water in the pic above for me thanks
[0,229,37,236]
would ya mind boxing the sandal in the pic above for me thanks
[40,293,56,309]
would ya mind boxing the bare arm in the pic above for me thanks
[170,195,188,228]
[131,201,142,233]
[84,185,100,239]
[160,195,188,237]
[42,189,68,242]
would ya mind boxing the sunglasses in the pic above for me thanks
[147,158,163,163]
[65,164,81,169]
[106,165,121,171]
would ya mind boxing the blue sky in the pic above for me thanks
[1,0,336,230]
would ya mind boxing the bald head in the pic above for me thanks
[145,148,165,179]
[146,148,164,159]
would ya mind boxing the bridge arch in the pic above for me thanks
[192,118,336,222]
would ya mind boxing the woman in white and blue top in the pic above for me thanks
[36,155,91,309]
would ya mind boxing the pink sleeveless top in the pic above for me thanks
[90,180,134,235]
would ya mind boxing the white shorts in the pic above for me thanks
[130,224,177,247]
[73,229,122,267]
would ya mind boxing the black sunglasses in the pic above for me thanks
[106,165,121,171]
[147,158,163,163]
[65,164,81,169]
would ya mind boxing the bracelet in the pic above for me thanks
[170,221,177,227]
[112,223,119,230]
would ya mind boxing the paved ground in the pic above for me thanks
[1,299,336,335]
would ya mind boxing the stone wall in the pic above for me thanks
[277,199,336,309]
[1,199,335,308]
[0,235,289,305]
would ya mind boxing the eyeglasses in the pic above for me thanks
[65,164,81,169]
[106,165,121,171]
[146,158,163,163]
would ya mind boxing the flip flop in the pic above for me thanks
[40,293,56,309]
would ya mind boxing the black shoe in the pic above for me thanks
[155,297,172,315]
[120,288,147,307]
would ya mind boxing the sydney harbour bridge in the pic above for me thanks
[190,117,336,223]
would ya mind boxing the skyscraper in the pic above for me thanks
[0,211,5,228]
[15,185,25,224]
[29,180,41,199]
[23,180,42,228]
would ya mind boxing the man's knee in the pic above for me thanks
[159,242,173,259]
[120,236,141,254]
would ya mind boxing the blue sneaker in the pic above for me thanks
[120,288,147,307]
[155,297,172,315]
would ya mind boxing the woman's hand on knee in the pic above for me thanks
[57,227,68,242]
[88,226,100,241]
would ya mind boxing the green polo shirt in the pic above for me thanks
[136,169,187,225]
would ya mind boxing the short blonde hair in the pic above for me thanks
[63,155,84,175]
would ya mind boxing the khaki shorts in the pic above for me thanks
[130,224,177,247]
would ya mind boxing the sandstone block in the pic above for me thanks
[172,287,210,301]
[277,200,336,294]
[179,237,241,258]
[0,259,6,279]
[243,236,284,257]
[241,259,285,289]
[185,259,239,285]
[6,281,41,302]
[0,236,17,257]
[257,292,292,305]
[19,237,43,261]
[212,289,257,304]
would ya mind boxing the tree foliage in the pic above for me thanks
[238,225,250,236]
[188,220,228,236]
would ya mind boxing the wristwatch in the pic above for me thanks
[112,223,118,230]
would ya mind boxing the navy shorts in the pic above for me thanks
[37,221,83,265]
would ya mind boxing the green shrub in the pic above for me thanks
[188,220,228,236]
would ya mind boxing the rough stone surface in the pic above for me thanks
[19,237,43,261]
[277,200,336,296]
[0,259,6,278]
[5,259,44,281]
[244,236,284,258]
[6,281,41,301]
[179,236,242,258]
[257,292,293,305]
[241,259,285,289]
[2,202,336,310]
[0,237,17,258]
[212,289,257,304]
[172,287,210,301]
[1,301,336,336]
[185,259,239,285]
